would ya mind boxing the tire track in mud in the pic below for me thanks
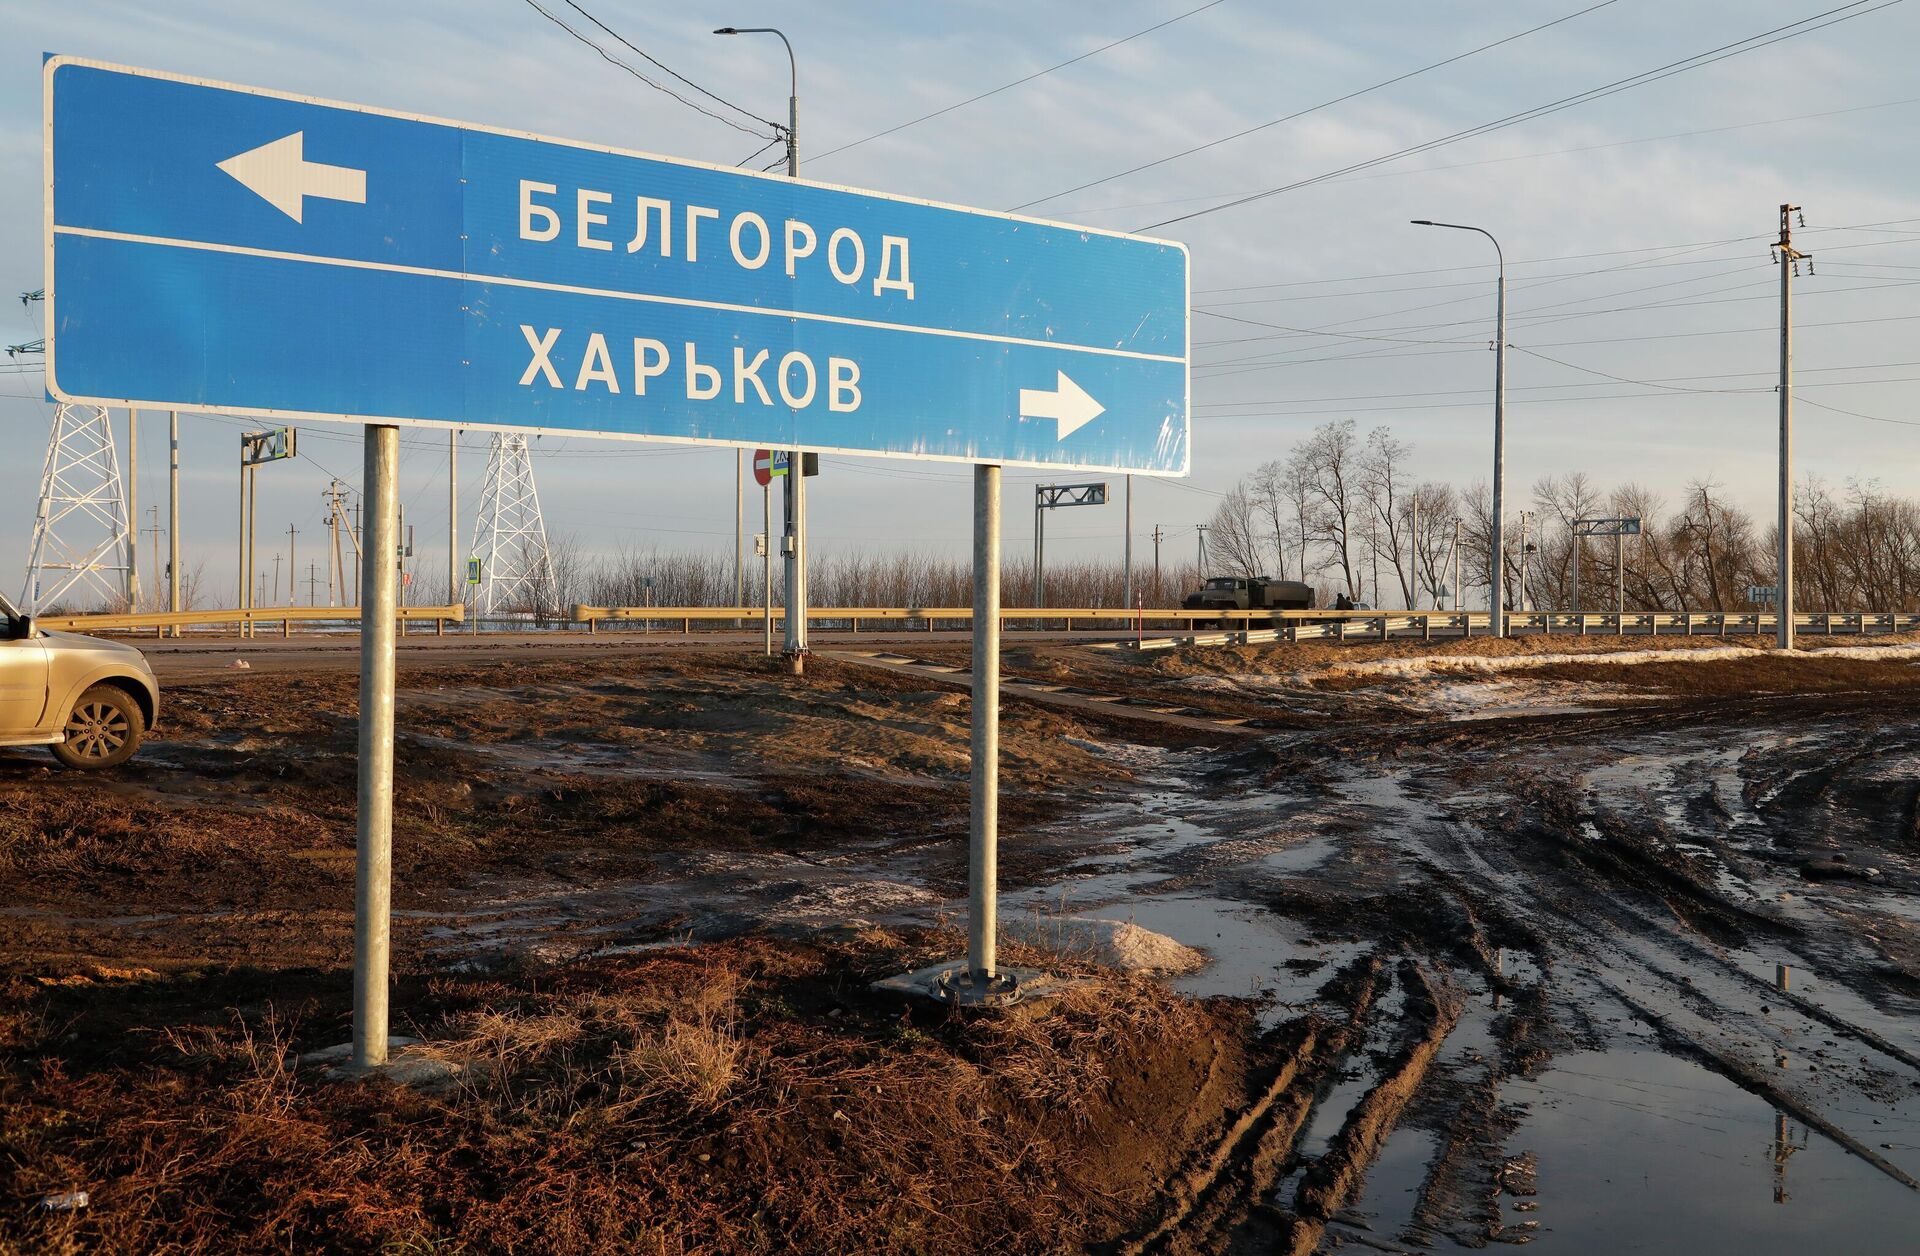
[1122,957,1385,1256]
[1275,964,1465,1255]
[1391,745,1920,1192]
[1126,958,1473,1256]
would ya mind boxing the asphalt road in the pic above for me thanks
[126,628,1132,681]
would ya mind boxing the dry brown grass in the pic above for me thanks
[0,936,1255,1255]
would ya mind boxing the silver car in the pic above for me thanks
[0,592,159,769]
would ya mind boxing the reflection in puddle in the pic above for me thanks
[1507,1048,1920,1254]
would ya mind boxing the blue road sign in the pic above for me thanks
[45,58,1190,475]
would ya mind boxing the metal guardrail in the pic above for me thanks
[571,604,1920,639]
[43,603,1920,645]
[567,604,1419,633]
[1106,609,1920,651]
[39,604,466,638]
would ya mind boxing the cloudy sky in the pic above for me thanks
[6,0,1918,602]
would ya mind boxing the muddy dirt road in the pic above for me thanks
[4,636,1920,1251]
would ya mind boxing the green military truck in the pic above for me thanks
[1182,576,1315,625]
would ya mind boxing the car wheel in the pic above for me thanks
[50,684,144,770]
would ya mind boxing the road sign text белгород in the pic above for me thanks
[45,58,1190,476]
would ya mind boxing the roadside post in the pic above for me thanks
[354,426,399,1066]
[755,450,774,654]
[45,57,1188,1028]
[1573,517,1640,638]
[755,531,771,653]
[1031,481,1108,610]
[465,556,481,636]
[754,451,816,656]
[238,427,295,640]
[970,465,1001,984]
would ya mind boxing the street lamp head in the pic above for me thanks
[713,27,738,34]
[1410,219,1436,226]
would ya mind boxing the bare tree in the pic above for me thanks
[1249,458,1294,577]
[178,560,207,611]
[1206,486,1265,577]
[1408,482,1458,607]
[1361,426,1414,607]
[1282,450,1315,582]
[1299,419,1362,598]
[1533,472,1604,610]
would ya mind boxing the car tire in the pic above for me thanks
[50,684,144,770]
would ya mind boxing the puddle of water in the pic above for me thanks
[1725,947,1920,1056]
[1349,1124,1437,1239]
[1508,1047,1920,1254]
[1066,895,1364,1008]
[1261,835,1337,875]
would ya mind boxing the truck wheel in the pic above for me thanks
[50,684,144,770]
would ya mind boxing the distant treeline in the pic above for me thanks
[268,415,1918,618]
[1199,418,1920,614]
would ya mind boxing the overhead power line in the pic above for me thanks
[1143,0,1905,230]
[1509,346,1762,394]
[1011,0,1622,211]
[1189,230,1920,361]
[1191,216,1920,297]
[813,0,1230,162]
[520,0,775,139]
[1195,357,1920,409]
[557,0,778,128]
[1798,396,1920,428]
[1052,96,1920,218]
[736,136,784,167]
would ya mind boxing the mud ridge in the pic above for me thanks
[1121,955,1384,1256]
[1275,962,1465,1255]
[1405,979,1550,1248]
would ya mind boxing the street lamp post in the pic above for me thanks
[716,26,807,673]
[1413,220,1506,637]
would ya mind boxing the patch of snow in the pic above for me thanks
[1801,640,1920,660]
[1307,645,1766,681]
[1008,914,1206,974]
[1218,639,1920,693]
[769,880,939,921]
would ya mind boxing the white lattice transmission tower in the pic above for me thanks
[470,432,556,615]
[21,403,136,614]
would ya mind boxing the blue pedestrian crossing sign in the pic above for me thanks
[44,58,1190,475]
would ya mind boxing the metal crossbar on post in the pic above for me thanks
[1573,517,1641,619]
[1031,481,1109,608]
[22,403,136,614]
[471,432,556,617]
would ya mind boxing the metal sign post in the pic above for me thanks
[352,425,398,1069]
[239,427,295,638]
[1031,482,1108,608]
[787,447,808,673]
[969,465,1001,983]
[1574,517,1641,630]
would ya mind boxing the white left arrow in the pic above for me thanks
[217,132,366,223]
[1018,370,1105,441]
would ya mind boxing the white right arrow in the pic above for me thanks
[1019,370,1105,441]
[217,131,367,223]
